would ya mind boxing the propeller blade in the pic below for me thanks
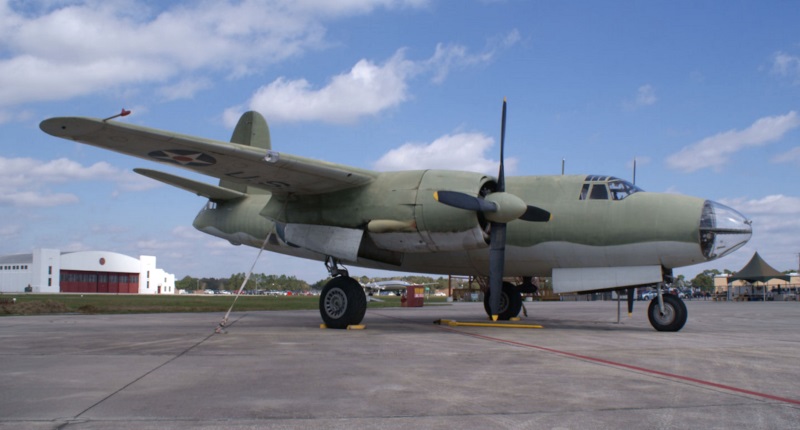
[488,221,506,320]
[488,99,508,320]
[434,190,497,213]
[519,205,552,222]
[497,98,507,192]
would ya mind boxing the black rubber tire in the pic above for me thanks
[647,294,687,332]
[319,276,367,329]
[483,282,522,320]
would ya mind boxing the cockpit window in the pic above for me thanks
[589,184,608,200]
[608,179,641,200]
[579,176,643,201]
[579,184,590,200]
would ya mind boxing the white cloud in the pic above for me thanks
[623,84,657,109]
[136,239,181,251]
[172,225,204,240]
[772,146,800,165]
[666,111,800,172]
[636,84,657,106]
[0,156,157,207]
[0,108,34,124]
[157,77,212,101]
[427,30,518,84]
[225,34,514,125]
[372,132,516,175]
[225,50,415,125]
[1,157,118,185]
[771,51,800,84]
[0,0,429,108]
[0,191,78,207]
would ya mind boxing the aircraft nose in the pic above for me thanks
[699,200,752,260]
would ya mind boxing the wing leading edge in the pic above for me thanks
[40,116,376,195]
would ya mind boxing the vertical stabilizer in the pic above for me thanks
[220,111,271,193]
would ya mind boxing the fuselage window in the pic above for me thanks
[589,184,609,200]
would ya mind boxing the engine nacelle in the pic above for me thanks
[366,170,493,253]
[269,169,494,256]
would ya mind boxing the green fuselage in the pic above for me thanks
[193,172,718,278]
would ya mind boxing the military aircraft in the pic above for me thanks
[40,102,752,331]
[363,279,436,296]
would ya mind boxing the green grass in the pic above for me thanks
[0,293,449,315]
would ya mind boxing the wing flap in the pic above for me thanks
[134,168,246,201]
[40,117,376,195]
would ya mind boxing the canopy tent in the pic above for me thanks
[729,252,790,283]
[728,252,789,301]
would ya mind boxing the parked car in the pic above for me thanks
[640,291,658,300]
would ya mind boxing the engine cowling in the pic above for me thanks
[367,170,493,253]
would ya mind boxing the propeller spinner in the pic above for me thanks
[434,99,551,320]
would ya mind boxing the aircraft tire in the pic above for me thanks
[647,294,687,332]
[319,276,367,329]
[483,282,522,320]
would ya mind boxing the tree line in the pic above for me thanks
[176,274,460,293]
[176,273,311,292]
[176,268,790,293]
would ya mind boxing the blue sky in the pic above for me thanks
[2,0,799,283]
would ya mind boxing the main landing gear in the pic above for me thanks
[318,257,367,329]
[482,277,538,320]
[483,282,523,320]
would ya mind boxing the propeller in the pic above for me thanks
[434,99,551,320]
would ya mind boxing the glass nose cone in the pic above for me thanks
[699,200,752,260]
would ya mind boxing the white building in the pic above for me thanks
[0,249,175,294]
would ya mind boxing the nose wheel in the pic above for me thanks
[647,294,687,332]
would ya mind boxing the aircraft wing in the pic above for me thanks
[40,117,376,195]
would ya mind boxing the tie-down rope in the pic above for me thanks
[215,235,271,334]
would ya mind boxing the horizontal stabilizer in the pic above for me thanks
[134,168,246,201]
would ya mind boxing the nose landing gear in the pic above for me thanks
[647,286,687,332]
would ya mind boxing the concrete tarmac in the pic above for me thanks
[1,300,799,429]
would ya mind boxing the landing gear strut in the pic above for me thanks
[483,282,522,320]
[318,257,366,329]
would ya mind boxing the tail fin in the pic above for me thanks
[220,111,271,194]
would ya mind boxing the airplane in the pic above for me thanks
[363,280,414,296]
[362,279,438,296]
[39,101,753,332]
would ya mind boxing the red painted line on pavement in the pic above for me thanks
[370,311,800,407]
[443,326,800,407]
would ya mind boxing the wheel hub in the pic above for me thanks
[499,293,509,313]
[324,288,348,319]
[652,303,675,325]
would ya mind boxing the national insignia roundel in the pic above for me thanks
[147,150,217,166]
